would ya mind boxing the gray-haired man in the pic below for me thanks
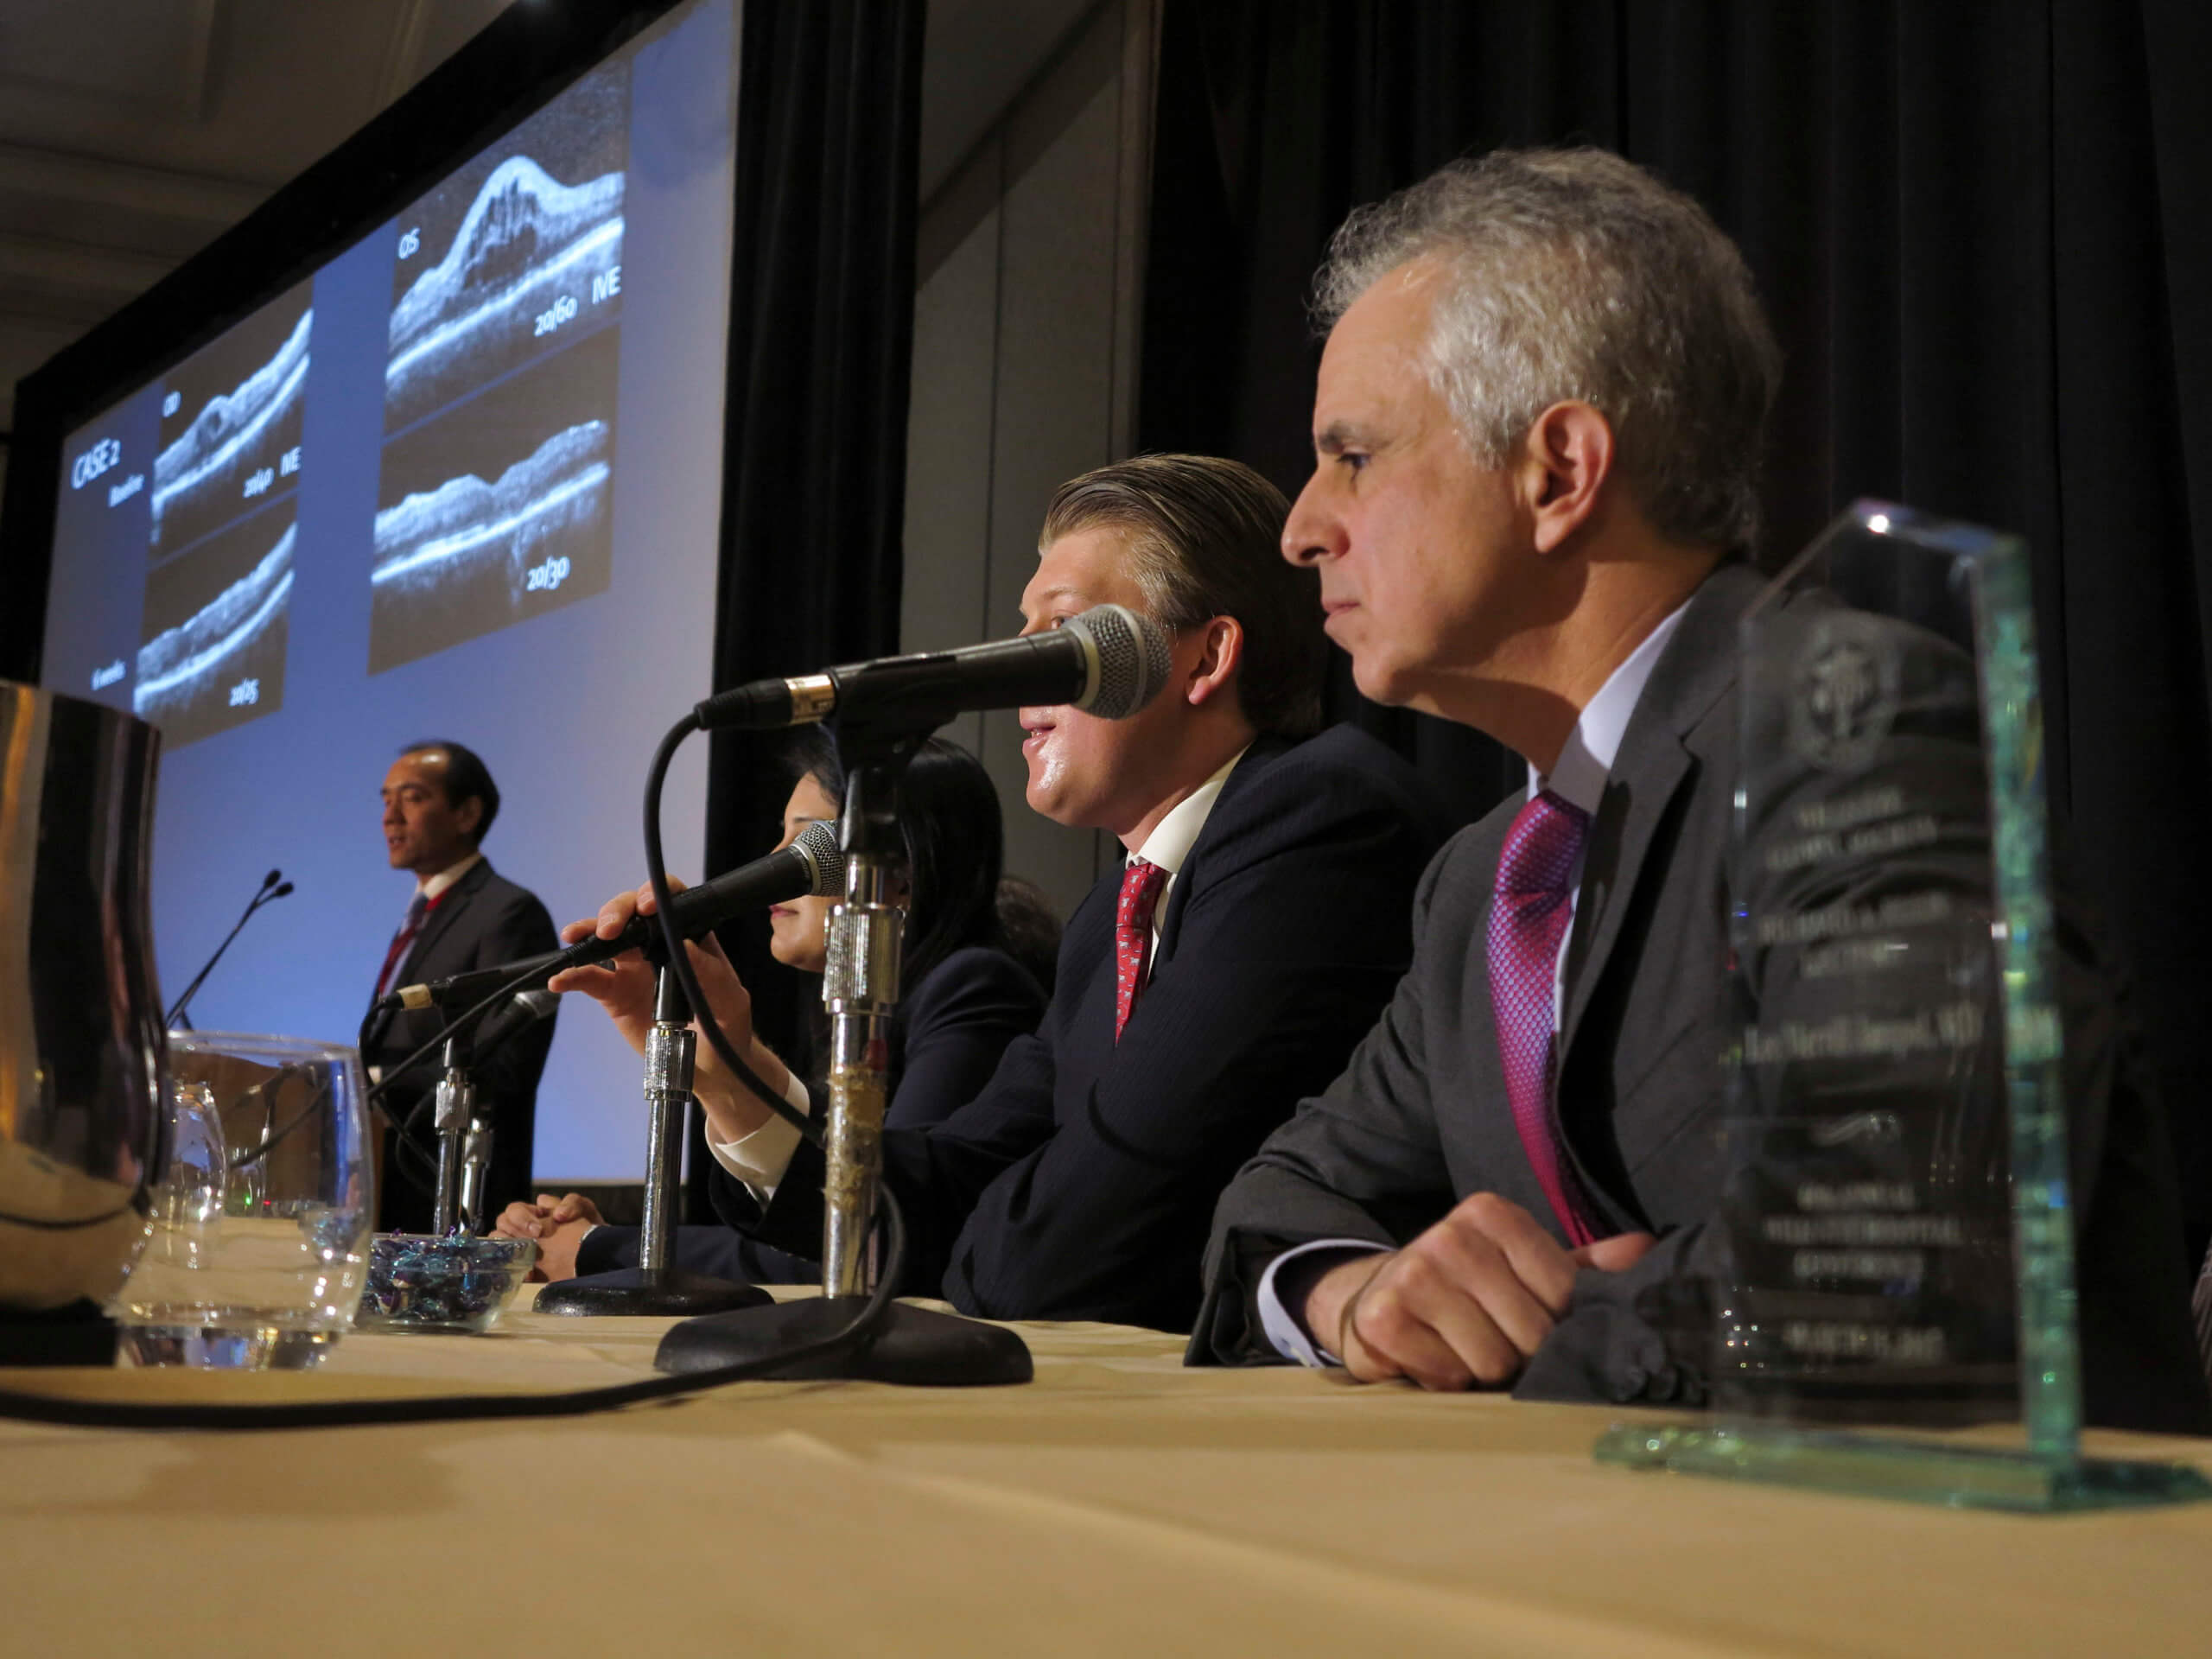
[1191,148,2209,1434]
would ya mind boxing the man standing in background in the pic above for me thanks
[364,739,559,1233]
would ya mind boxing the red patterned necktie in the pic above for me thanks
[1113,857,1169,1042]
[1487,790,1599,1245]
[373,890,434,1002]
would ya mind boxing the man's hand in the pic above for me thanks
[494,1192,603,1281]
[1301,1192,1656,1389]
[545,879,791,1142]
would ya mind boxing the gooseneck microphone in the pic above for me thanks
[381,949,573,1015]
[166,868,295,1029]
[374,820,847,1014]
[691,603,1173,732]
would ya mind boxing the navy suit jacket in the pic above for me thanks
[362,857,559,1233]
[582,943,1046,1281]
[718,725,1457,1331]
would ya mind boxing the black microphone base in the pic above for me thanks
[654,1296,1033,1386]
[533,1268,772,1319]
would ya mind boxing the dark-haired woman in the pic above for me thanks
[499,734,1046,1283]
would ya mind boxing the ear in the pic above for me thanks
[454,795,485,840]
[1184,615,1244,708]
[1516,401,1616,556]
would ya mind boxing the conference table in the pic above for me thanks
[5,1287,2209,1656]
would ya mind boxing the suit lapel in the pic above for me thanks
[1557,563,1761,1058]
[398,856,492,986]
[1053,863,1121,1065]
[1556,738,1693,1059]
[1151,735,1289,969]
[364,858,493,1052]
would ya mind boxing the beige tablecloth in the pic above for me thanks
[4,1289,2209,1656]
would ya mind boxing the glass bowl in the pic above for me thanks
[354,1233,537,1334]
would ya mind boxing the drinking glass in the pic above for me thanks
[111,1033,374,1369]
[144,1081,226,1270]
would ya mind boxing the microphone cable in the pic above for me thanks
[227,987,542,1191]
[379,989,562,1198]
[358,960,557,1199]
[639,713,819,1146]
[0,1180,908,1430]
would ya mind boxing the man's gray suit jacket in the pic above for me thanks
[1191,562,2211,1435]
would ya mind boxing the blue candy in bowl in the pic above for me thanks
[355,1232,536,1333]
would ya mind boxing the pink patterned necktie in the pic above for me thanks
[1487,790,1598,1245]
[1114,857,1168,1042]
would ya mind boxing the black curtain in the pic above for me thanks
[690,0,925,1211]
[1140,0,2212,1259]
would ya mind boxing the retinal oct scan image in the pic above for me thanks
[384,60,627,436]
[370,323,620,675]
[135,503,294,750]
[150,279,313,559]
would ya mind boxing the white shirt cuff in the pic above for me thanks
[703,1066,814,1204]
[1256,1238,1392,1367]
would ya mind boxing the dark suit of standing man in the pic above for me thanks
[364,740,559,1234]
[560,456,1453,1331]
[1188,148,2209,1433]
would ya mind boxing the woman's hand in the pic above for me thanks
[545,877,790,1141]
[547,876,760,1053]
[493,1192,604,1281]
[493,1191,604,1239]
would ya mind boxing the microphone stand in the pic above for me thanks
[458,1118,494,1233]
[429,1029,476,1235]
[651,721,1031,1383]
[819,753,902,1296]
[537,957,768,1317]
[167,874,289,1029]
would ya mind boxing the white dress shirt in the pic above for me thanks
[1257,603,1690,1366]
[1127,743,1248,958]
[416,850,482,905]
[706,745,1254,1204]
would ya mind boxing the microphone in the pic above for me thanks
[468,988,560,1060]
[379,949,572,1015]
[375,821,847,1014]
[693,603,1173,732]
[166,869,295,1029]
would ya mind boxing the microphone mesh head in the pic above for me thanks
[793,818,848,895]
[1071,604,1173,720]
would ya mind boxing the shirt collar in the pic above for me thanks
[1531,601,1691,816]
[1131,744,1250,875]
[416,851,482,903]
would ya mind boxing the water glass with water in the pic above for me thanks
[113,1032,375,1369]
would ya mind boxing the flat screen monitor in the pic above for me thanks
[32,0,741,1181]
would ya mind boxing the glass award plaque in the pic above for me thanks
[1594,500,2212,1511]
